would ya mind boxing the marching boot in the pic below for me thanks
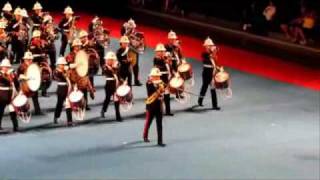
[100,110,105,118]
[134,80,142,86]
[53,117,58,124]
[211,89,221,111]
[9,112,19,132]
[198,97,204,107]
[115,102,122,122]
[66,108,73,126]
[164,94,173,116]
[41,89,49,97]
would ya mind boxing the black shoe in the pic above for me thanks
[165,113,174,116]
[100,111,105,118]
[158,143,166,147]
[116,117,123,122]
[143,137,150,143]
[41,92,49,97]
[67,122,74,127]
[134,81,143,86]
[198,99,204,107]
[53,118,58,124]
[13,127,19,132]
[86,107,91,111]
[212,106,221,111]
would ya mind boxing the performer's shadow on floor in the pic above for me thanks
[38,140,160,162]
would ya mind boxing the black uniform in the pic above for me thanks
[165,43,183,72]
[116,47,132,87]
[41,25,58,70]
[198,52,219,109]
[53,69,73,124]
[143,80,164,145]
[58,17,72,56]
[154,57,172,115]
[7,19,29,63]
[16,63,42,115]
[100,65,121,121]
[0,70,19,131]
[30,13,43,31]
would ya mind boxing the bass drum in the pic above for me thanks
[85,48,100,76]
[39,62,52,90]
[21,63,41,97]
[11,93,31,123]
[169,76,184,94]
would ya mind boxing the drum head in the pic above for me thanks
[178,63,190,72]
[215,72,230,83]
[170,77,184,88]
[116,85,131,97]
[13,94,28,107]
[69,90,84,102]
[26,63,41,91]
[75,50,89,77]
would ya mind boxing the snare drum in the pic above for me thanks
[68,90,85,110]
[178,63,193,80]
[12,94,30,113]
[169,76,184,94]
[214,71,230,89]
[116,84,133,104]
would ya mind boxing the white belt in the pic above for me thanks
[63,30,70,32]
[160,71,169,75]
[57,82,67,86]
[33,54,45,57]
[203,65,214,68]
[105,77,115,81]
[33,24,40,26]
[0,87,11,90]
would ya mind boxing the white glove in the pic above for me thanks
[70,63,77,69]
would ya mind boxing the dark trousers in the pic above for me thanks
[132,54,140,83]
[59,34,68,56]
[54,85,72,123]
[0,104,18,131]
[12,40,25,63]
[161,74,171,114]
[47,45,57,70]
[120,68,132,87]
[199,68,218,108]
[102,87,121,120]
[31,92,41,113]
[143,108,163,144]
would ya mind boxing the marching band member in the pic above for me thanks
[53,57,73,126]
[29,30,50,97]
[0,21,9,60]
[153,43,173,116]
[100,51,122,121]
[17,51,43,115]
[198,37,220,110]
[30,1,43,31]
[66,38,94,111]
[7,7,28,64]
[59,6,75,56]
[41,14,57,70]
[121,18,142,86]
[1,2,13,23]
[165,30,183,72]
[143,67,166,147]
[116,35,132,87]
[0,58,19,132]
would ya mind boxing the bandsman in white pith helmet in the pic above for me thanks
[0,58,19,132]
[16,51,43,115]
[100,51,122,121]
[9,6,29,63]
[198,37,220,110]
[165,30,184,72]
[143,66,166,147]
[31,2,43,31]
[116,35,133,87]
[1,2,13,22]
[153,43,173,116]
[53,56,73,126]
[59,6,76,56]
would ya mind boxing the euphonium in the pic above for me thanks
[145,82,165,105]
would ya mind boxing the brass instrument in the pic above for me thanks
[67,16,80,44]
[145,82,165,105]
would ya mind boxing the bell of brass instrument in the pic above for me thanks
[145,82,165,105]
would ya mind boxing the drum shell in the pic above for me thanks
[14,102,30,113]
[179,71,192,81]
[214,80,229,89]
[70,98,85,110]
[20,81,34,97]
